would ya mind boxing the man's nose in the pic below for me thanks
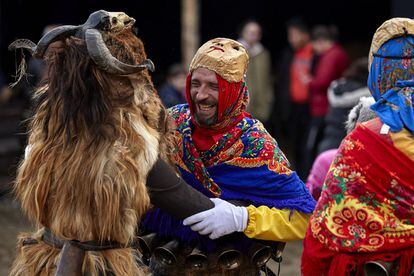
[196,86,209,101]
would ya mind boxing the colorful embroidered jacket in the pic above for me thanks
[142,104,315,250]
[302,118,414,276]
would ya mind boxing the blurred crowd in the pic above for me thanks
[0,18,371,192]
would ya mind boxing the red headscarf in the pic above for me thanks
[185,72,250,151]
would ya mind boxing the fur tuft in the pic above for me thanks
[346,96,376,134]
[12,29,171,275]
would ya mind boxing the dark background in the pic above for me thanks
[1,0,413,84]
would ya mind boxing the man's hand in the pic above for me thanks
[183,198,248,239]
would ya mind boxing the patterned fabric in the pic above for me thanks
[302,120,414,276]
[368,36,414,135]
[142,104,315,250]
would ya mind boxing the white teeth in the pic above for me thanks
[198,104,214,111]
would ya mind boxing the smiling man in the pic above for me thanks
[141,38,315,275]
[190,67,219,126]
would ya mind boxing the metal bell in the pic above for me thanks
[217,244,242,270]
[363,260,393,276]
[154,239,181,266]
[185,245,208,270]
[137,232,159,257]
[248,241,272,267]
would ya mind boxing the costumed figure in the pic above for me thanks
[140,38,316,275]
[9,10,214,275]
[301,18,414,276]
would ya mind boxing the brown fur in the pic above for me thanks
[11,29,171,275]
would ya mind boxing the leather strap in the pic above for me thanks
[55,242,85,276]
[42,228,133,251]
[21,229,137,276]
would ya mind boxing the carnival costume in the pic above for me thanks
[9,10,214,275]
[301,18,414,276]
[141,38,315,275]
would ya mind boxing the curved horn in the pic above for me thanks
[85,28,155,74]
[33,25,79,58]
[8,39,37,54]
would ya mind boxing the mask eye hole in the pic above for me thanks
[233,46,239,51]
[112,17,118,24]
[116,77,130,87]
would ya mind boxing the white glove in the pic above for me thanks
[183,198,248,239]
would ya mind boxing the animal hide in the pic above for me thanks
[11,29,171,275]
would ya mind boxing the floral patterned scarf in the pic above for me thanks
[302,119,414,276]
[368,36,414,135]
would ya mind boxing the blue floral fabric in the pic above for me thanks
[368,36,414,134]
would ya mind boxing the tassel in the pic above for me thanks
[10,50,30,88]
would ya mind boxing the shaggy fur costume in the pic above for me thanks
[11,29,170,275]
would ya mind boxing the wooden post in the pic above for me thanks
[181,0,200,68]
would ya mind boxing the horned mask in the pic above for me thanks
[9,10,154,75]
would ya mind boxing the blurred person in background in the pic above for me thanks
[273,17,314,179]
[317,57,370,153]
[238,19,273,125]
[304,24,349,178]
[158,63,187,108]
[306,96,376,200]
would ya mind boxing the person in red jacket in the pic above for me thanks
[304,25,349,176]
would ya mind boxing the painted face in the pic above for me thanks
[189,38,248,83]
[190,68,219,126]
[203,38,244,59]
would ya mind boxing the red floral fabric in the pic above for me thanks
[302,119,414,276]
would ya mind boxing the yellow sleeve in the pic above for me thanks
[243,205,311,242]
[389,129,414,161]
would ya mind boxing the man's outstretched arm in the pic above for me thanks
[183,198,310,242]
[146,158,214,220]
